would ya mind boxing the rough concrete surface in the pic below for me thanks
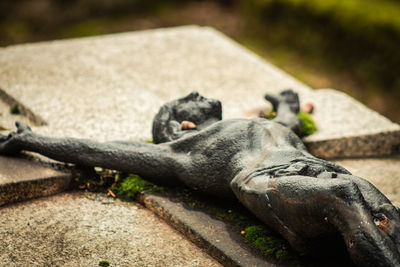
[0,26,398,157]
[0,191,221,267]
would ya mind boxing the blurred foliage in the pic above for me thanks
[0,0,188,43]
[242,0,400,119]
[247,0,400,29]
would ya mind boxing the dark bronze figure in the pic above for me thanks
[1,90,399,266]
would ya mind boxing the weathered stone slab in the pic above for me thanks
[0,191,221,266]
[303,89,400,158]
[1,25,397,158]
[0,155,71,206]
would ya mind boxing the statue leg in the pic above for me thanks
[0,122,183,184]
[231,175,400,266]
[265,89,302,135]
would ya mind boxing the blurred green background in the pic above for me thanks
[1,0,399,123]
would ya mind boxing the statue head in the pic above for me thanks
[173,91,222,126]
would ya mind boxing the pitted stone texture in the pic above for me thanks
[0,191,221,267]
[0,26,398,158]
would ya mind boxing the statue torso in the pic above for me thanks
[168,118,334,196]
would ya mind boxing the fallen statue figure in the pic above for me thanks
[1,90,399,266]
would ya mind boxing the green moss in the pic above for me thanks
[276,249,292,262]
[298,111,317,136]
[216,210,249,229]
[245,225,269,242]
[98,260,110,267]
[261,110,317,136]
[244,225,300,264]
[112,174,161,201]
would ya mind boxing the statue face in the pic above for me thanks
[174,92,222,124]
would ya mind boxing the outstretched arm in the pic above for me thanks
[0,122,182,184]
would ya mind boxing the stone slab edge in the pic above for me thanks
[305,130,400,159]
[137,193,281,267]
[0,174,71,206]
[302,89,400,158]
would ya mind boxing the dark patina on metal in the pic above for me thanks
[1,90,399,266]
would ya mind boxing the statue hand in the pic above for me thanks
[0,121,32,155]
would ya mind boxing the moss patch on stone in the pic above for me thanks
[244,225,300,264]
[98,260,110,267]
[164,186,300,264]
[298,111,317,136]
[111,174,161,201]
[261,110,317,136]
